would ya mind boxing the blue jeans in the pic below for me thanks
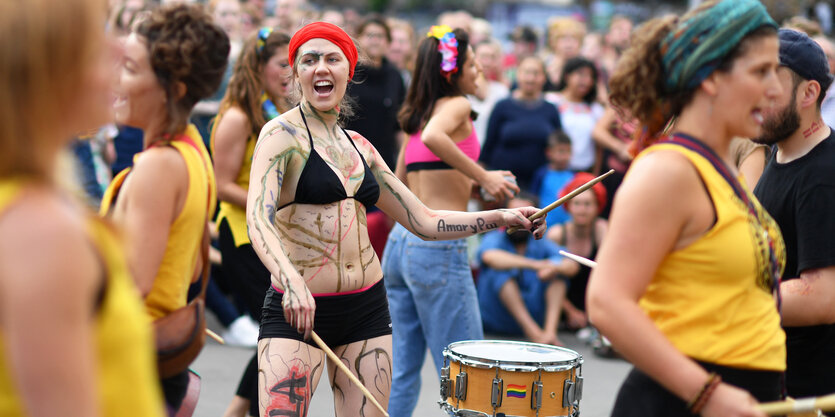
[381,224,483,417]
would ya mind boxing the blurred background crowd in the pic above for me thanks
[67,0,835,351]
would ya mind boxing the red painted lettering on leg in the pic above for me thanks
[266,365,310,417]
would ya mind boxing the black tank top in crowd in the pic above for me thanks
[560,222,598,312]
[277,110,380,211]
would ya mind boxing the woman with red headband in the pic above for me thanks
[246,22,546,416]
[546,173,608,333]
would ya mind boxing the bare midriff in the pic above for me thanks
[406,169,471,212]
[272,198,382,294]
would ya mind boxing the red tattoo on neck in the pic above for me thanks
[802,121,821,139]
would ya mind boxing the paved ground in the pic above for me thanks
[192,320,632,417]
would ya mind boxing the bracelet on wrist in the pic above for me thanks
[687,372,722,414]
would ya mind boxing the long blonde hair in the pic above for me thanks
[0,0,105,181]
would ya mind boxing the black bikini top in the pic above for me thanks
[277,110,380,211]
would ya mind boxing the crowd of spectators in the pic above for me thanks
[61,1,835,414]
[76,0,835,347]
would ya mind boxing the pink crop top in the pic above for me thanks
[404,122,480,171]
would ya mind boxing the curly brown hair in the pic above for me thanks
[609,1,775,151]
[135,3,230,136]
[220,28,291,135]
[608,15,682,145]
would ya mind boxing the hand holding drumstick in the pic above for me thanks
[506,170,614,234]
[757,393,835,416]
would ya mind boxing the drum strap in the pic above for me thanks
[665,134,783,312]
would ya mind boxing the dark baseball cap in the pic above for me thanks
[778,28,834,91]
[509,25,537,44]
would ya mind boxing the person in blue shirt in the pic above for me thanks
[530,130,574,227]
[476,193,579,345]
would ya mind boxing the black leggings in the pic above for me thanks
[611,362,782,417]
[218,219,271,321]
[161,370,190,411]
[218,219,271,415]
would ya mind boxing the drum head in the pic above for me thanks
[445,340,581,371]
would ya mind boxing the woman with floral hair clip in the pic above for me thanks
[381,25,522,416]
[247,22,545,417]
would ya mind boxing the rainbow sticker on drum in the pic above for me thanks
[507,384,527,399]
[440,340,583,417]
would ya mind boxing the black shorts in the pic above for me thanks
[260,279,392,347]
[611,361,782,417]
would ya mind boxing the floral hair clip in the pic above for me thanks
[257,27,273,56]
[426,25,458,77]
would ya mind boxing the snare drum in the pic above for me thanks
[440,340,582,417]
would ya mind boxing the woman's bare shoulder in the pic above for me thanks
[130,145,189,195]
[546,222,565,243]
[436,95,472,114]
[594,217,609,243]
[256,110,308,154]
[626,149,701,193]
[612,148,703,232]
[0,188,98,297]
[217,105,250,132]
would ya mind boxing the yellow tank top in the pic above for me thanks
[0,179,164,416]
[101,125,217,320]
[635,143,786,371]
[210,109,256,247]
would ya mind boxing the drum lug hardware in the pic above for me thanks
[575,375,584,403]
[491,377,503,408]
[563,379,574,408]
[440,366,451,399]
[550,391,556,399]
[531,381,543,410]
[455,371,468,401]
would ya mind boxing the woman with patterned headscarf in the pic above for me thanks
[586,1,786,416]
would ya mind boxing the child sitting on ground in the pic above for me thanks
[476,193,579,345]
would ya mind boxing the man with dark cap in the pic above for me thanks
[503,25,538,84]
[754,28,835,398]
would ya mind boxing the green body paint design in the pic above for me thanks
[354,341,392,413]
[252,105,382,292]
[373,168,431,239]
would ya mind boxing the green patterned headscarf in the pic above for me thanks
[661,0,777,93]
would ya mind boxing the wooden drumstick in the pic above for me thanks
[206,328,225,344]
[311,331,389,417]
[506,169,614,234]
[559,250,598,268]
[758,393,835,416]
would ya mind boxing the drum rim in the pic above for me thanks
[443,340,583,371]
[439,400,577,417]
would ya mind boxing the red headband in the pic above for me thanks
[288,22,358,79]
[559,172,607,213]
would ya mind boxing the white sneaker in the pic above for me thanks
[576,326,595,343]
[222,316,259,347]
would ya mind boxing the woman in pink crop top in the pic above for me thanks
[404,121,481,170]
[383,26,524,416]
